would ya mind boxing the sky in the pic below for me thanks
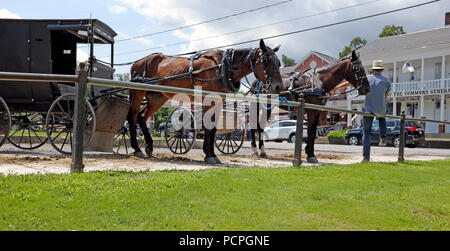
[1,0,449,75]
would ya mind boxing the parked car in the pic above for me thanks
[158,122,171,137]
[263,120,308,143]
[345,119,425,148]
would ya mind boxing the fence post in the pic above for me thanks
[398,111,406,163]
[71,63,88,173]
[293,94,305,167]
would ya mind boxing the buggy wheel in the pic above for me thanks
[8,112,48,149]
[215,117,245,155]
[0,97,11,148]
[113,121,145,155]
[46,94,96,155]
[165,107,197,154]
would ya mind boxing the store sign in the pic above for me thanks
[392,88,450,97]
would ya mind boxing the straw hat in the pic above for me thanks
[371,60,384,70]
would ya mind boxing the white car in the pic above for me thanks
[263,120,308,143]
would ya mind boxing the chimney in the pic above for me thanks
[446,12,450,26]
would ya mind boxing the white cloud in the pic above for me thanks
[77,48,89,63]
[116,30,154,46]
[109,5,127,14]
[115,0,448,60]
[0,8,21,19]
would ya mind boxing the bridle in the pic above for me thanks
[249,48,281,94]
[349,59,369,94]
[247,47,290,114]
[333,57,369,96]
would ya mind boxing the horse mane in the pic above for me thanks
[231,48,251,65]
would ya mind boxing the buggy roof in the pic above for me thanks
[0,18,117,44]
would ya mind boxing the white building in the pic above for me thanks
[349,21,450,135]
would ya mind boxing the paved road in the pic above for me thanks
[241,141,450,157]
[1,141,448,159]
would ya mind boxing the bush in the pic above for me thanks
[326,129,348,139]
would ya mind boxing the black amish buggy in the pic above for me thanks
[0,19,130,154]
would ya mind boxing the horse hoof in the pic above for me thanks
[307,157,319,164]
[252,152,260,158]
[145,147,153,158]
[134,152,145,158]
[205,157,217,165]
[213,157,222,164]
[260,152,268,159]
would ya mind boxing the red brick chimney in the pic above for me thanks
[446,12,450,26]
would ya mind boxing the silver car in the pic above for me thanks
[263,120,308,143]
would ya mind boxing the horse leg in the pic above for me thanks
[250,129,259,157]
[139,91,169,158]
[259,109,270,159]
[210,127,221,164]
[127,90,146,157]
[259,129,268,158]
[137,112,153,158]
[305,109,320,164]
[203,129,216,164]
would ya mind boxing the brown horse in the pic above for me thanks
[127,39,282,164]
[280,50,370,163]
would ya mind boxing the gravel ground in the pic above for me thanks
[0,142,448,175]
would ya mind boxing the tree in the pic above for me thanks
[114,73,131,82]
[282,55,296,67]
[339,36,367,59]
[154,107,173,134]
[379,25,406,38]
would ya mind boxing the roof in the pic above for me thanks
[357,26,450,59]
[291,51,337,71]
[0,18,117,44]
[312,51,338,65]
[280,66,295,76]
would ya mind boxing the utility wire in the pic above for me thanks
[113,0,382,57]
[177,0,440,55]
[117,0,294,43]
[107,0,439,66]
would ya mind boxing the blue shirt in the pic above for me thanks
[364,72,391,115]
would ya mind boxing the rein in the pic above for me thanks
[248,48,291,115]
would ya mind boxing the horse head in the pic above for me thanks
[345,50,370,95]
[250,39,283,94]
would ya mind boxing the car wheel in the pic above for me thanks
[289,134,295,143]
[393,136,400,148]
[348,135,359,146]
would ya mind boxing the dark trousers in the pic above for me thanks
[363,116,387,159]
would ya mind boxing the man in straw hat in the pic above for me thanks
[362,60,391,162]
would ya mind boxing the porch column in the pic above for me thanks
[393,96,397,116]
[392,62,398,116]
[393,62,397,83]
[441,94,446,121]
[442,56,446,88]
[347,96,352,127]
[421,58,425,82]
[420,95,425,118]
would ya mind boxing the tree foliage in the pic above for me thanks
[379,25,406,38]
[282,55,296,67]
[154,107,173,133]
[114,73,131,82]
[339,37,367,59]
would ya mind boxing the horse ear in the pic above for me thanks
[273,45,281,53]
[351,50,357,61]
[260,39,268,52]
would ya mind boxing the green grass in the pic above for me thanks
[0,160,449,231]
[326,129,348,139]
